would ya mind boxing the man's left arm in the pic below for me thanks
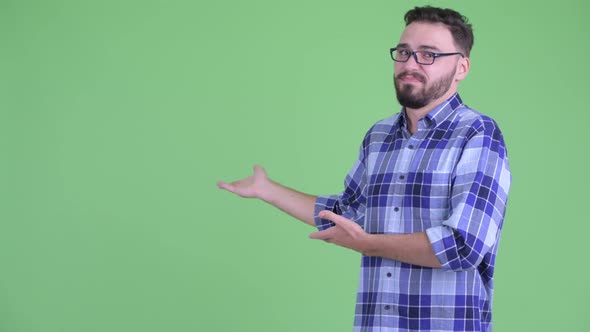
[425,119,511,271]
[310,211,442,268]
[310,119,511,270]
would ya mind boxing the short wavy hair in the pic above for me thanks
[404,6,474,57]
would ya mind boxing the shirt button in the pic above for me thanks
[399,175,405,180]
[394,207,399,212]
[384,305,391,310]
[408,144,415,149]
[386,272,392,277]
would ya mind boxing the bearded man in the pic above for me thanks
[219,6,511,332]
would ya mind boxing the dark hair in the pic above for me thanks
[404,6,474,57]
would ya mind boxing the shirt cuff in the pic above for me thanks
[425,225,462,271]
[314,195,339,231]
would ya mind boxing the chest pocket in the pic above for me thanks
[406,170,452,209]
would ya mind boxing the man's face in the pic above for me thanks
[393,22,464,109]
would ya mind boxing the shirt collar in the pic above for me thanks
[397,93,463,130]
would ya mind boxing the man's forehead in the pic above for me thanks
[397,22,455,50]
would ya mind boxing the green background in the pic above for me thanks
[1,0,588,331]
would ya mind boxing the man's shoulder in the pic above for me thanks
[451,105,502,133]
[357,113,402,148]
[368,113,402,132]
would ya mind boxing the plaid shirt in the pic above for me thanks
[314,94,511,332]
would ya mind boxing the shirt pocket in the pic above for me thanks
[407,170,452,224]
[409,170,452,197]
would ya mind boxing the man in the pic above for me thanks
[218,6,511,332]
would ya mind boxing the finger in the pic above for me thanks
[318,210,349,226]
[318,211,362,239]
[309,228,334,240]
[318,210,335,220]
[229,178,248,187]
[217,181,236,193]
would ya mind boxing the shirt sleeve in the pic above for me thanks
[426,118,512,271]
[314,143,368,231]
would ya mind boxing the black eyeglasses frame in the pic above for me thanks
[389,47,464,65]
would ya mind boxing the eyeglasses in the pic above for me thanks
[389,47,464,65]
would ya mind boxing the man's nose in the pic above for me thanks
[403,53,422,69]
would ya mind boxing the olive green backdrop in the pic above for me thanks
[1,0,588,331]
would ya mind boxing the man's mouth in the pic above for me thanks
[397,73,426,84]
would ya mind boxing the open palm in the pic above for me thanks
[217,165,269,199]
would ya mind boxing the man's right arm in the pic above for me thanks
[217,165,317,227]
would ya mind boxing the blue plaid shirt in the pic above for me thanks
[314,94,511,332]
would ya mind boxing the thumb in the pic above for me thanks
[253,164,267,177]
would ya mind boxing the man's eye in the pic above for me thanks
[399,49,411,56]
[421,52,434,59]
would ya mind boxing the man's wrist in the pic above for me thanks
[359,233,377,256]
[257,179,277,204]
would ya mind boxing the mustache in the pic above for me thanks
[395,71,426,83]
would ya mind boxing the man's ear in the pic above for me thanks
[455,56,470,81]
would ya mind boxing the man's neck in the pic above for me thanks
[404,89,457,134]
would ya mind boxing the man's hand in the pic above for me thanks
[217,165,318,226]
[217,165,270,199]
[309,210,373,255]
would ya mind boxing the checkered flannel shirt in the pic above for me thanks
[314,94,511,331]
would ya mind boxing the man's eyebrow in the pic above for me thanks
[395,43,442,52]
[417,45,442,52]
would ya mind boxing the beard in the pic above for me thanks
[394,69,456,109]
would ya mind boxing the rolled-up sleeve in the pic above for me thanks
[426,118,511,271]
[314,144,368,231]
